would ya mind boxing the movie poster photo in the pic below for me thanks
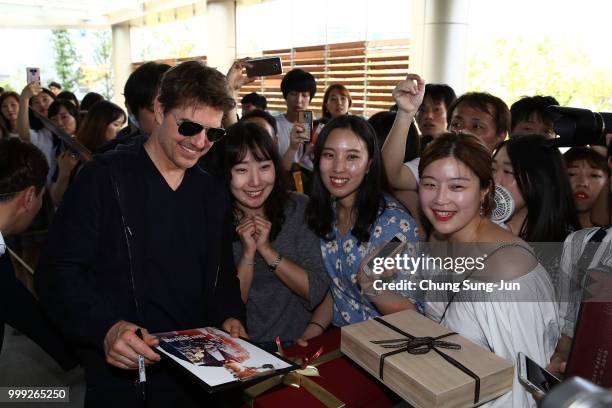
[154,327,294,388]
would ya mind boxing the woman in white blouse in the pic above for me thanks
[392,75,559,408]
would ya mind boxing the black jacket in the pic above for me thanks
[0,253,77,370]
[35,143,245,394]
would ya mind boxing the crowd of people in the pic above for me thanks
[0,58,610,408]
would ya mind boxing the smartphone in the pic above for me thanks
[517,352,562,394]
[362,234,405,278]
[26,67,41,84]
[297,110,314,141]
[245,56,283,77]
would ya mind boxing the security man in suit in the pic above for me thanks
[0,137,76,369]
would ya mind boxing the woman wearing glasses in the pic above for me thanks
[221,121,330,351]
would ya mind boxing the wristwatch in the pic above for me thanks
[268,254,283,272]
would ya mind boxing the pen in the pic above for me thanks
[135,328,146,401]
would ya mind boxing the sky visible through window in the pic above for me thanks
[0,0,610,109]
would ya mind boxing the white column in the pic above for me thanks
[411,0,470,95]
[206,0,236,75]
[111,23,132,110]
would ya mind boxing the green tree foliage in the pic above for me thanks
[138,24,195,62]
[51,29,80,91]
[80,30,113,99]
[467,37,612,111]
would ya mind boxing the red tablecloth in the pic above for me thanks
[242,328,401,408]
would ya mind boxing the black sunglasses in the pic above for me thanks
[173,113,226,142]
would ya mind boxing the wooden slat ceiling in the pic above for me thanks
[239,38,410,118]
[129,38,410,119]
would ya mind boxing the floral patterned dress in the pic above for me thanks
[320,196,420,326]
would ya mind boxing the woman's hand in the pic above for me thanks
[295,323,324,347]
[253,215,272,253]
[236,216,257,258]
[222,318,248,338]
[392,74,425,115]
[21,82,41,101]
[226,59,255,94]
[57,151,80,178]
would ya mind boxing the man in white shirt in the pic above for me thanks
[275,68,317,171]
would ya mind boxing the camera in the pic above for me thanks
[542,377,612,408]
[546,106,612,147]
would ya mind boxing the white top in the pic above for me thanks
[403,157,420,183]
[424,263,559,408]
[0,231,5,257]
[274,114,303,165]
[557,227,612,337]
[29,128,56,185]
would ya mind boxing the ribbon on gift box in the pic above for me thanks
[243,339,345,408]
[371,316,481,404]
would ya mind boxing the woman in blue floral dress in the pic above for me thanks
[305,115,420,328]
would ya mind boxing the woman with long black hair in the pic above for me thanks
[493,135,580,286]
[223,122,330,350]
[305,115,420,327]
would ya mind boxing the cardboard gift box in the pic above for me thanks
[341,310,514,408]
[242,328,401,407]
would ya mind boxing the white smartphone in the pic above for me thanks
[517,352,561,394]
[26,67,41,84]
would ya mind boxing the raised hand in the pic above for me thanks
[226,59,256,93]
[21,82,42,101]
[392,74,425,115]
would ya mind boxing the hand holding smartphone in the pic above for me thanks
[362,235,406,279]
[517,352,562,395]
[245,57,283,77]
[297,110,314,142]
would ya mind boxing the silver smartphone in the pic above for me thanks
[297,110,313,141]
[517,352,561,394]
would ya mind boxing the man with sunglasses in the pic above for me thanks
[36,61,246,407]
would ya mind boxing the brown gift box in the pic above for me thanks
[341,310,514,408]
